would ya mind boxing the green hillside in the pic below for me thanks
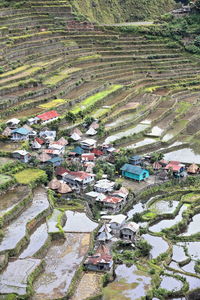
[1,0,176,23]
[60,0,176,23]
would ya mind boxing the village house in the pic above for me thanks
[2,127,12,138]
[81,153,95,162]
[165,161,185,177]
[94,179,115,193]
[38,152,51,163]
[47,156,63,166]
[11,127,31,141]
[70,132,81,141]
[92,148,104,157]
[31,139,42,150]
[101,214,127,235]
[97,224,113,242]
[6,118,20,129]
[120,222,139,242]
[80,138,96,151]
[37,110,59,124]
[86,191,105,202]
[111,187,129,201]
[39,130,56,143]
[56,137,68,146]
[121,164,149,181]
[63,170,95,189]
[12,150,31,163]
[86,127,97,136]
[84,244,113,272]
[70,146,84,156]
[187,163,199,174]
[43,149,61,157]
[129,155,142,165]
[27,117,40,126]
[55,166,68,179]
[99,195,124,213]
[48,143,65,155]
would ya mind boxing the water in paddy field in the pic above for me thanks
[33,233,90,300]
[160,275,183,292]
[148,200,179,215]
[104,124,149,144]
[142,234,169,259]
[172,245,187,262]
[19,223,48,258]
[164,147,200,164]
[0,185,29,216]
[125,137,156,149]
[102,264,151,300]
[180,213,200,236]
[149,205,187,233]
[0,187,49,254]
[63,210,98,232]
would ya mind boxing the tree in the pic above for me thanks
[151,152,164,163]
[65,112,77,123]
[84,116,95,127]
[137,239,152,257]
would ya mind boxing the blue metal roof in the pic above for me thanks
[72,146,84,155]
[12,127,30,135]
[121,163,147,175]
[48,157,63,163]
[130,155,141,160]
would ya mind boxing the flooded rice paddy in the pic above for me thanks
[0,258,41,295]
[125,138,156,149]
[160,275,183,292]
[103,264,151,300]
[148,199,179,214]
[142,234,169,259]
[104,124,149,144]
[0,185,30,217]
[19,223,48,259]
[33,233,90,300]
[149,205,187,233]
[0,187,49,255]
[63,211,97,232]
[164,148,200,164]
[181,213,200,236]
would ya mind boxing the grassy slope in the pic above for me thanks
[70,0,176,23]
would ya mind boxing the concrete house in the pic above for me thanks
[80,138,96,151]
[64,171,95,189]
[94,179,115,193]
[6,118,20,129]
[129,155,141,165]
[12,150,31,163]
[121,164,149,181]
[100,195,124,213]
[11,127,31,141]
[84,244,113,272]
[37,110,59,124]
[120,222,139,242]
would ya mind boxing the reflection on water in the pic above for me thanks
[105,124,149,144]
[181,214,200,236]
[142,234,169,259]
[149,205,187,233]
[33,233,90,300]
[103,264,151,300]
[148,200,179,215]
[160,275,183,291]
[164,148,200,164]
[63,211,97,233]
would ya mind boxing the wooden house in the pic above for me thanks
[84,244,113,272]
[120,222,139,242]
[129,155,141,165]
[12,150,31,163]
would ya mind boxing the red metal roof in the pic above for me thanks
[55,167,68,176]
[85,244,112,265]
[103,196,123,204]
[92,149,103,156]
[68,170,95,180]
[82,153,95,161]
[35,137,45,145]
[37,110,59,121]
[165,163,182,172]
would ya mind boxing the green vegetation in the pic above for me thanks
[71,0,175,23]
[14,169,47,185]
[39,99,66,109]
[0,174,12,185]
[71,85,122,113]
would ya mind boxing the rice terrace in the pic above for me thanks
[1,0,200,299]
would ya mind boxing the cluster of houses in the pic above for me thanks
[84,213,140,272]
[3,109,200,272]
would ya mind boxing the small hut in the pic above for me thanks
[38,152,51,163]
[187,163,199,174]
[57,182,72,194]
[48,178,61,190]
